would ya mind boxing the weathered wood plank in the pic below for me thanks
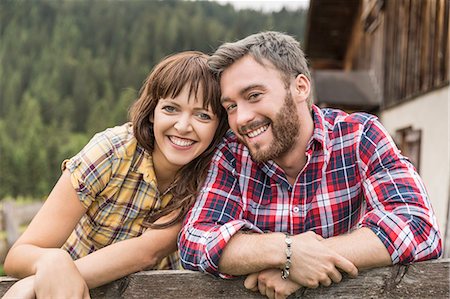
[0,260,448,298]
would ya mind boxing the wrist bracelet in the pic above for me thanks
[281,233,292,280]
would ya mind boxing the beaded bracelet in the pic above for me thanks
[281,233,292,280]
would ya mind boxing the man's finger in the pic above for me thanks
[328,268,343,283]
[319,275,332,287]
[334,255,358,278]
[265,286,276,299]
[244,273,259,290]
[258,279,267,296]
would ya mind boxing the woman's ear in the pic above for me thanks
[149,113,154,123]
[293,74,311,103]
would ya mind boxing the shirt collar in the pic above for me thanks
[308,105,327,152]
[129,140,156,185]
[258,105,327,184]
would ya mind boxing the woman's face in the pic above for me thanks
[152,85,219,172]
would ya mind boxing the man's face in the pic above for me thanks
[220,55,301,163]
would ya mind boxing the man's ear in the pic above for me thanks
[293,74,311,103]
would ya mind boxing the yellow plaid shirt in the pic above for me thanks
[61,123,181,270]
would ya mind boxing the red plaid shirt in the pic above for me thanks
[179,105,442,276]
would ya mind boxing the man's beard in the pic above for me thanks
[240,91,300,163]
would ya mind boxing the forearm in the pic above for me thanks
[218,232,285,276]
[8,224,179,290]
[322,227,392,270]
[76,233,177,288]
[5,244,66,278]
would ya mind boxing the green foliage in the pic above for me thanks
[0,0,307,199]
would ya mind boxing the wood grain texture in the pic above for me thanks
[0,259,448,298]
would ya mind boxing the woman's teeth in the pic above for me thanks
[169,136,194,147]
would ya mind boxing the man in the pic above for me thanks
[178,31,442,299]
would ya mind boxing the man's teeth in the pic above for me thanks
[169,136,194,147]
[247,125,269,138]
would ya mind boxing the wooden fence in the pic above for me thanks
[0,259,448,298]
[0,201,43,262]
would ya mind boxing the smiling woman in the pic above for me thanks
[2,51,229,298]
[152,88,219,186]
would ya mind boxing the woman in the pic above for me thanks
[3,51,228,298]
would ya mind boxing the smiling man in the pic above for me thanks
[178,31,442,299]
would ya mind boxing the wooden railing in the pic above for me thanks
[0,259,448,298]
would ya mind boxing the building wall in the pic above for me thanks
[380,86,450,239]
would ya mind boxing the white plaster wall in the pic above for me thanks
[380,86,450,238]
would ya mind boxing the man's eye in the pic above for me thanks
[225,103,237,112]
[248,93,261,100]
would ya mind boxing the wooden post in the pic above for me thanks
[2,202,19,250]
[445,183,450,258]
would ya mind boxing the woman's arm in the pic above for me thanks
[74,212,181,288]
[4,170,90,298]
[5,169,181,292]
[4,170,86,277]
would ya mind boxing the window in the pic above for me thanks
[395,126,422,172]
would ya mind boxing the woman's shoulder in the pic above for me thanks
[88,123,138,160]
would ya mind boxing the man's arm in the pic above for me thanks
[217,232,285,275]
[357,118,442,263]
[322,227,391,269]
[221,231,357,287]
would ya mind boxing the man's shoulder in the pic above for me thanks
[214,129,251,163]
[320,107,378,131]
[218,129,246,151]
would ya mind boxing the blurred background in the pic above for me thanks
[0,0,449,272]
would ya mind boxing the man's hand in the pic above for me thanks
[288,231,358,288]
[34,249,90,299]
[244,269,302,299]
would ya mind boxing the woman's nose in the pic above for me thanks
[174,115,193,133]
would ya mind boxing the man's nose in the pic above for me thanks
[235,105,255,128]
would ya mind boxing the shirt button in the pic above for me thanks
[293,206,300,213]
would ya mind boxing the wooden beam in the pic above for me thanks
[0,260,448,298]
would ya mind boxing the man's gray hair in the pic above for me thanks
[208,31,311,86]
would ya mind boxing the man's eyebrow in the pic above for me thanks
[220,84,265,103]
[220,96,230,104]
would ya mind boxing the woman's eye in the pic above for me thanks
[162,106,176,113]
[197,112,212,120]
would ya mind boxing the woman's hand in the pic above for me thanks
[33,249,90,299]
[2,276,35,299]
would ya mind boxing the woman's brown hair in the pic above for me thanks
[129,51,228,228]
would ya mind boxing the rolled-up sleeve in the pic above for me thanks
[178,145,262,277]
[357,119,442,263]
